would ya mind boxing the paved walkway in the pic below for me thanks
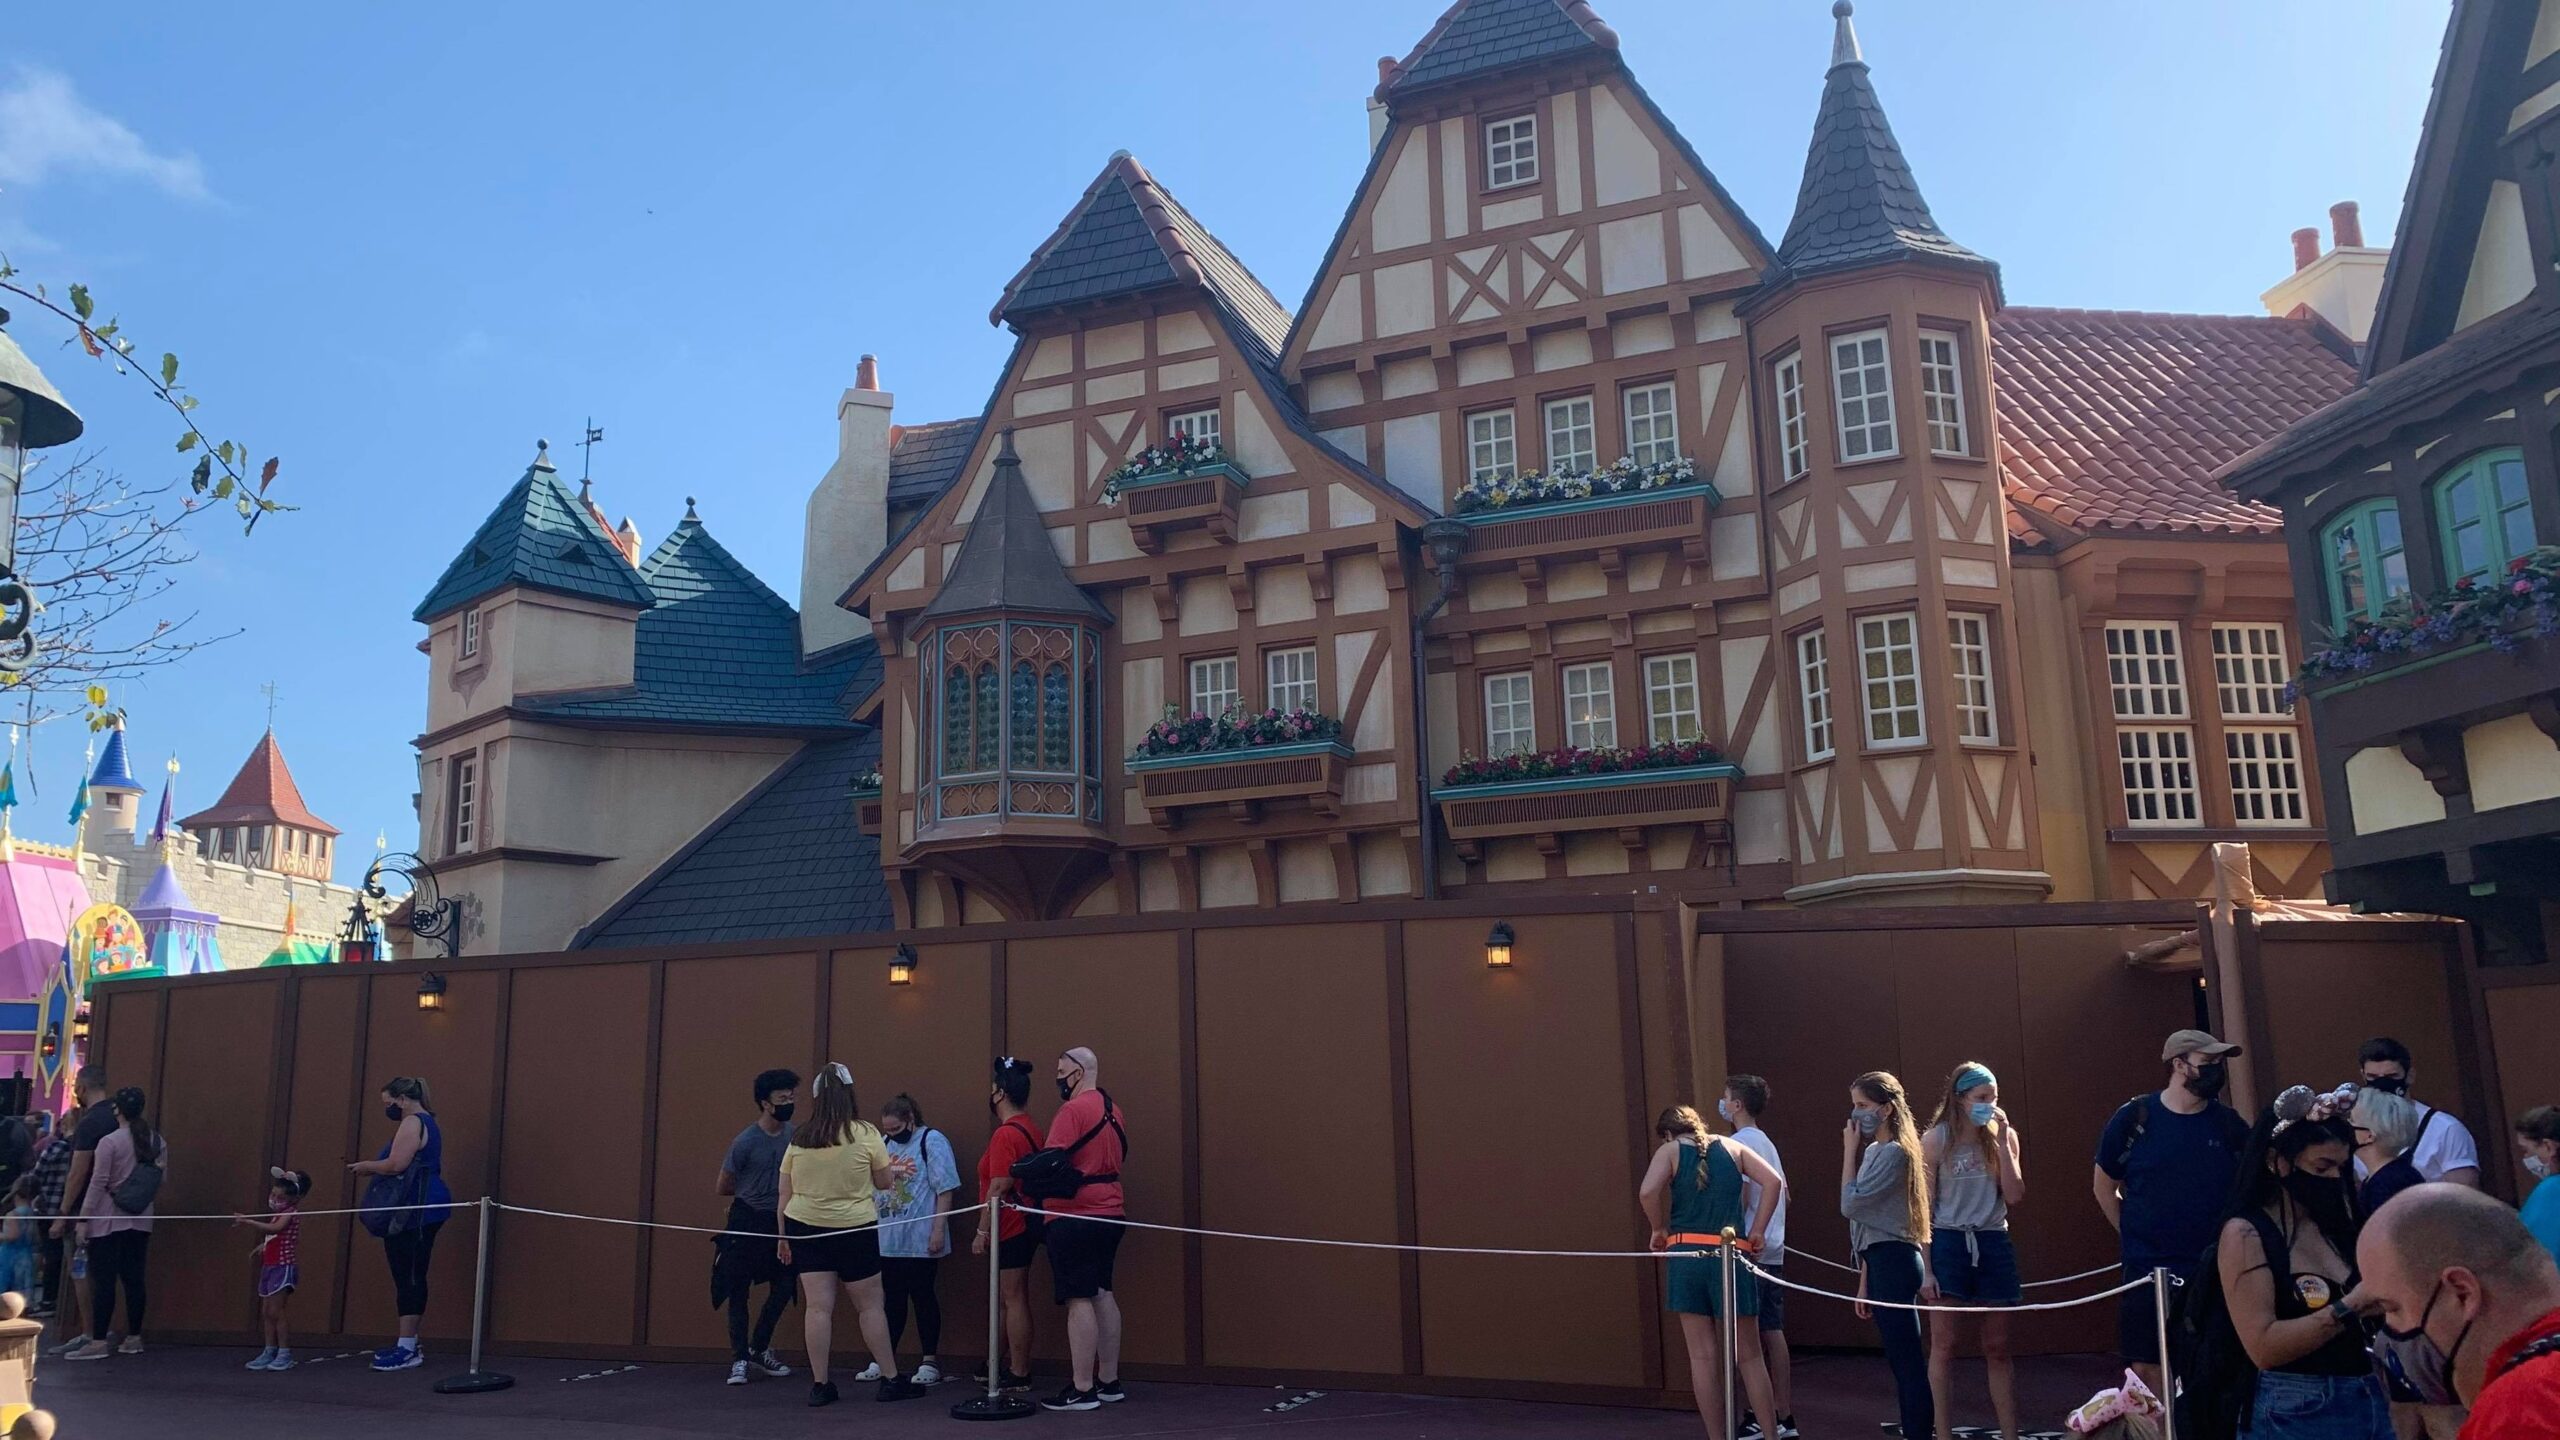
[38,1342,2128,1438]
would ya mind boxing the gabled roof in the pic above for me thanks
[178,730,339,837]
[573,732,891,949]
[413,446,655,622]
[1768,3,1993,291]
[1992,308,2359,542]
[88,726,141,794]
[992,152,1292,365]
[919,431,1113,625]
[888,417,986,508]
[521,509,873,731]
[1382,0,1618,100]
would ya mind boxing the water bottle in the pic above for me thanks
[68,1246,84,1281]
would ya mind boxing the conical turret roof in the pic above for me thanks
[918,431,1112,625]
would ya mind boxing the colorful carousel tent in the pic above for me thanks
[0,852,92,1094]
[132,859,223,976]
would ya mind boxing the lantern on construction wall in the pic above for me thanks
[889,943,919,986]
[1485,921,1516,969]
[416,972,448,1013]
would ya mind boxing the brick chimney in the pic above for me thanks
[2262,201,2388,345]
[1368,57,1395,151]
[802,352,894,655]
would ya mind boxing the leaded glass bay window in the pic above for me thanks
[927,619,1106,827]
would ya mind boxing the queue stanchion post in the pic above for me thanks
[952,1200,1034,1421]
[2152,1266,2176,1440]
[433,1197,514,1394]
[1720,1227,1740,1440]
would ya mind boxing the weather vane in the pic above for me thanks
[581,418,605,486]
[261,681,279,728]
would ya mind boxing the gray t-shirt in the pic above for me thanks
[1926,1123,2009,1232]
[1842,1139,1917,1253]
[724,1123,790,1213]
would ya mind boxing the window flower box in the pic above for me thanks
[1104,435,1250,553]
[1433,749,1741,863]
[1452,454,1706,515]
[1448,479,1720,575]
[1128,738,1353,829]
[850,773,884,838]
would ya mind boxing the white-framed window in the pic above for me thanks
[1857,612,1925,747]
[1169,407,1221,449]
[1562,661,1617,749]
[1467,409,1518,486]
[459,608,482,661]
[1265,645,1319,715]
[1623,383,1680,468]
[2210,624,2291,718]
[449,752,480,854]
[2118,727,2199,827]
[1188,655,1240,717]
[2105,623,2188,719]
[1483,672,1536,757]
[1643,653,1701,745]
[1830,328,1898,461]
[1544,395,1596,475]
[1773,353,1809,482]
[1485,113,1538,189]
[1918,329,1969,456]
[2226,728,2306,826]
[1796,629,1834,761]
[1947,612,1997,744]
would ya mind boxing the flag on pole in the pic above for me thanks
[65,778,88,829]
[0,763,15,813]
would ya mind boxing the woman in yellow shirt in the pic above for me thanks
[778,1064,919,1407]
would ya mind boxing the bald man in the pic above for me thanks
[1037,1047,1127,1413]
[2352,1183,2560,1438]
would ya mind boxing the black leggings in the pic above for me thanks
[1862,1241,1935,1440]
[88,1230,149,1340]
[384,1222,444,1319]
[881,1255,942,1355]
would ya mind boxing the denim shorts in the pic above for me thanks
[1928,1227,2020,1304]
[2247,1370,2393,1440]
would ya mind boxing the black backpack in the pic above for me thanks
[1010,1092,1124,1203]
[2171,1209,2284,1440]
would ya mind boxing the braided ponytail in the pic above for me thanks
[1656,1105,1719,1190]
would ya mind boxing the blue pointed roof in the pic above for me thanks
[412,447,656,622]
[518,510,874,731]
[88,726,141,794]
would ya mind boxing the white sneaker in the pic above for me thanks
[913,1362,942,1385]
[727,1360,750,1386]
[852,1362,883,1382]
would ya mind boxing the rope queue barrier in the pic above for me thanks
[1781,1243,2121,1290]
[491,1199,992,1241]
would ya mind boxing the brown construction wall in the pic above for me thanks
[89,898,2471,1402]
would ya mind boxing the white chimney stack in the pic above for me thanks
[2262,200,2388,345]
[802,353,894,656]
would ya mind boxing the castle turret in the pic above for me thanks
[179,729,341,878]
[85,723,144,840]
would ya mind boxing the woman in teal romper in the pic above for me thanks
[1643,1105,1786,1439]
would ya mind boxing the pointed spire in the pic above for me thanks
[1770,0,1994,290]
[531,438,555,472]
[918,428,1112,624]
[150,755,177,851]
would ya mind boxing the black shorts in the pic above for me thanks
[1755,1265,1786,1331]
[1044,1215,1124,1303]
[723,1202,787,1285]
[2119,1270,2164,1363]
[784,1216,882,1282]
[998,1219,1043,1273]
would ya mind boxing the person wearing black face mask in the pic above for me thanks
[2211,1090,2391,1439]
[2352,1182,2560,1437]
[2093,1029,2252,1394]
[347,1076,453,1371]
[715,1067,800,1388]
[2354,1038,2481,1191]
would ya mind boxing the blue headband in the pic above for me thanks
[1955,1064,1997,1095]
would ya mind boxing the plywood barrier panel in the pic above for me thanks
[2488,981,2560,1199]
[829,943,997,1362]
[643,952,821,1351]
[282,975,364,1340]
[1004,933,1185,1370]
[1194,924,1403,1376]
[91,986,162,1094]
[1404,914,1649,1387]
[2257,930,2460,1122]
[150,981,282,1336]
[491,962,653,1347]
[341,970,502,1346]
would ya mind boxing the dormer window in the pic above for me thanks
[1485,113,1538,189]
[459,608,482,661]
[1169,407,1221,450]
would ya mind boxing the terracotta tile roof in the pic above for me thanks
[178,730,339,836]
[1991,308,2359,542]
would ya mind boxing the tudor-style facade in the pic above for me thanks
[414,0,2370,950]
[2224,0,2560,966]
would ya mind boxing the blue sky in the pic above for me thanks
[0,1,2444,881]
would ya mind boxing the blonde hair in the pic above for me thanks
[1656,1105,1718,1191]
[1854,1070,1932,1244]
[381,1076,434,1112]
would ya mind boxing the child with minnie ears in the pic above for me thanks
[232,1167,308,1371]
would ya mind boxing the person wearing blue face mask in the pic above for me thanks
[1923,1062,2024,1440]
[1721,1075,1794,1440]
[2517,1108,2560,1267]
[1843,1070,1936,1440]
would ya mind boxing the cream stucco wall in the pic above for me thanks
[2456,180,2535,330]
[2345,744,2450,834]
[2463,713,2560,811]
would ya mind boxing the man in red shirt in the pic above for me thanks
[1037,1046,1127,1413]
[2352,1183,2560,1439]
[972,1058,1042,1392]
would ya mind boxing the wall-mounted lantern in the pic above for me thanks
[889,943,919,987]
[1485,921,1516,969]
[416,972,448,1013]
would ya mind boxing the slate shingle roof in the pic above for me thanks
[573,732,891,948]
[1384,0,1617,98]
[1770,11,1991,288]
[888,418,985,508]
[919,433,1112,624]
[1993,308,2360,540]
[413,452,655,622]
[520,516,874,730]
